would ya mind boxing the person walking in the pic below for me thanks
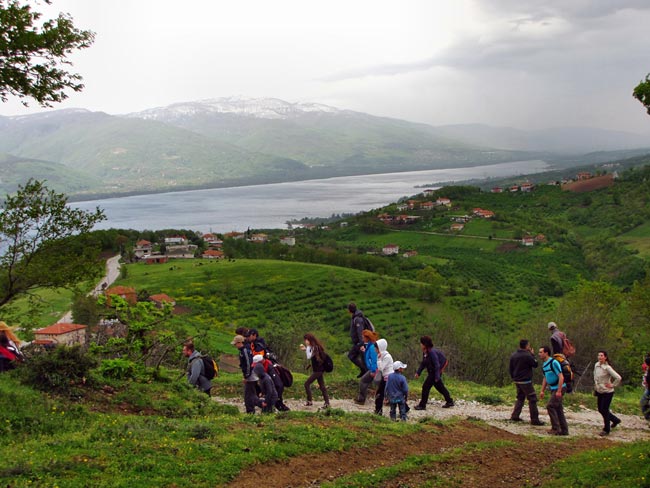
[414,336,454,410]
[386,361,409,421]
[231,334,258,414]
[355,329,379,405]
[374,338,394,415]
[547,322,565,356]
[182,340,212,395]
[347,302,369,377]
[300,333,330,409]
[539,346,568,436]
[593,350,622,436]
[641,355,650,422]
[509,339,544,426]
[252,355,278,413]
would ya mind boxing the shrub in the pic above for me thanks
[19,345,96,394]
[99,358,137,379]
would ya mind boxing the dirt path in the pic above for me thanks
[213,394,648,487]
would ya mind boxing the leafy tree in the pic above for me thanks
[633,73,650,115]
[0,179,105,308]
[0,0,94,106]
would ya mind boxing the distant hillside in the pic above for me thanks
[431,123,650,154]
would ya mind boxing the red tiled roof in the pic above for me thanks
[36,323,86,335]
[149,293,174,303]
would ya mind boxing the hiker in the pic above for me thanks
[182,340,212,395]
[509,339,544,426]
[231,334,258,414]
[246,328,269,359]
[374,338,394,416]
[0,322,23,361]
[539,346,568,436]
[258,354,290,411]
[347,302,368,377]
[300,333,330,409]
[252,355,278,413]
[386,361,409,421]
[547,321,566,356]
[0,332,18,372]
[414,336,454,410]
[642,355,650,422]
[593,350,622,436]
[355,329,379,405]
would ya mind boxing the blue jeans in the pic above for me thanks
[390,400,407,421]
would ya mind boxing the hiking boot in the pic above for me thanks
[546,429,558,435]
[599,430,609,436]
[354,399,365,405]
[531,420,545,426]
[413,404,426,411]
[304,401,313,406]
[442,401,455,408]
[509,417,523,422]
[611,418,621,429]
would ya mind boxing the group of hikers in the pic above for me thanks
[182,306,650,434]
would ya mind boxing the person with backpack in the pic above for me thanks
[347,302,369,378]
[231,334,258,414]
[547,321,574,357]
[539,345,569,436]
[252,355,278,413]
[374,338,394,416]
[182,340,212,396]
[355,329,380,405]
[593,350,622,436]
[509,339,545,426]
[259,355,290,411]
[414,336,454,410]
[300,333,330,409]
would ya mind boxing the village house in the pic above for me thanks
[436,197,452,207]
[105,285,137,305]
[203,233,223,247]
[450,223,465,231]
[420,201,435,210]
[164,235,188,245]
[520,182,534,192]
[340,222,348,227]
[407,199,418,209]
[382,244,400,255]
[510,185,519,192]
[491,187,504,193]
[472,208,495,219]
[521,236,534,246]
[377,213,393,224]
[224,231,245,240]
[134,239,153,258]
[280,236,296,246]
[403,250,418,258]
[202,249,225,259]
[394,215,421,224]
[145,255,168,265]
[166,244,198,259]
[577,172,592,180]
[396,203,408,211]
[250,233,268,243]
[149,293,176,309]
[534,234,547,243]
[34,323,87,347]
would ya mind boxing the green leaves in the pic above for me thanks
[633,73,650,115]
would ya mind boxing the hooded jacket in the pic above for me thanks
[376,339,394,380]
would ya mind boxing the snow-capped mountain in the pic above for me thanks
[127,96,341,121]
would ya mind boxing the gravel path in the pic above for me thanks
[213,394,650,442]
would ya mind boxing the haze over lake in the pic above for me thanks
[71,160,549,233]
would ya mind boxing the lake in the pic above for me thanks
[71,160,550,233]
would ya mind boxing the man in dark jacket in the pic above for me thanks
[548,322,565,356]
[414,336,454,409]
[232,334,258,414]
[347,302,368,377]
[509,339,544,425]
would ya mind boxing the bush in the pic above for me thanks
[98,358,137,379]
[19,345,96,394]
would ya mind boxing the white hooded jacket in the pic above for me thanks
[376,339,394,381]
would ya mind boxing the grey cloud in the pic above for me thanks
[480,0,650,21]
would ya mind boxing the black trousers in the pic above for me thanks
[596,391,620,432]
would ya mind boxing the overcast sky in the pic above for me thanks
[2,0,650,134]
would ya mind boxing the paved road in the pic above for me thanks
[57,255,121,323]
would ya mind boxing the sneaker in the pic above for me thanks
[442,401,455,408]
[414,404,426,411]
[304,401,313,406]
[531,420,546,426]
[354,399,365,405]
[509,417,523,422]
[599,430,609,436]
[611,418,621,429]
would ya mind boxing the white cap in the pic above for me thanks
[548,321,557,330]
[393,361,408,371]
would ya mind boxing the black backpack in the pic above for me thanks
[274,363,293,387]
[323,353,334,373]
[201,355,218,380]
[362,316,375,332]
[544,355,573,393]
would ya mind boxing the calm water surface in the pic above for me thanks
[71,160,549,233]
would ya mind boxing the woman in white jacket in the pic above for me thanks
[593,350,622,436]
[375,339,394,416]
